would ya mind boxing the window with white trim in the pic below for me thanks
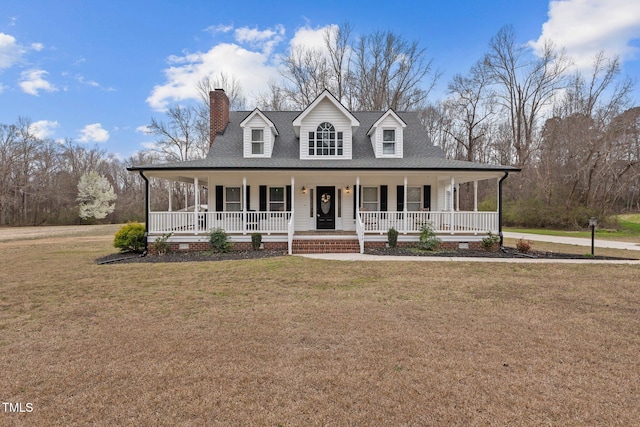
[407,187,422,211]
[251,129,264,155]
[269,187,285,211]
[226,187,241,212]
[309,122,343,156]
[362,187,378,211]
[383,129,396,155]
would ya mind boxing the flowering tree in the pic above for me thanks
[77,171,116,220]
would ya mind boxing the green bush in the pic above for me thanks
[387,227,399,248]
[151,233,172,255]
[114,222,146,252]
[481,231,500,251]
[251,233,262,250]
[418,223,440,251]
[209,228,232,253]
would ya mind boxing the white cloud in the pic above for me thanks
[0,32,25,69]
[29,120,59,139]
[140,141,158,150]
[289,24,333,51]
[19,69,58,95]
[76,74,100,87]
[136,125,152,134]
[234,25,285,55]
[31,42,44,51]
[78,123,109,143]
[205,24,234,34]
[530,0,640,71]
[146,24,344,111]
[147,43,280,111]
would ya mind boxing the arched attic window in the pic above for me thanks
[308,122,343,156]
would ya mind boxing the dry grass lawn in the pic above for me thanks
[1,226,639,426]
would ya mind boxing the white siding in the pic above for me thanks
[370,114,404,158]
[242,114,274,158]
[299,98,353,160]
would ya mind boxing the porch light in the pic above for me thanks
[301,186,307,194]
[345,186,351,194]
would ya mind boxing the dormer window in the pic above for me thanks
[241,109,277,158]
[251,129,264,155]
[309,122,343,156]
[383,129,396,155]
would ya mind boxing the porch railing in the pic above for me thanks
[149,211,292,234]
[359,211,498,234]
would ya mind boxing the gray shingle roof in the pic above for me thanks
[130,111,519,172]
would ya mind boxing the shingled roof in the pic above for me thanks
[129,110,519,172]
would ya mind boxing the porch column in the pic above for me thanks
[403,176,408,234]
[168,182,172,212]
[356,176,360,217]
[184,182,187,211]
[242,176,247,235]
[288,176,295,255]
[291,176,295,213]
[455,183,460,211]
[474,180,478,235]
[474,180,478,211]
[450,176,455,234]
[194,177,199,234]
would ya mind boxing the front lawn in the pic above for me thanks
[1,227,639,425]
[506,213,640,242]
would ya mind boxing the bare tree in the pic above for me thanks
[352,30,438,111]
[484,26,572,166]
[256,79,292,110]
[445,60,495,162]
[535,53,637,225]
[148,105,205,162]
[196,72,246,111]
[276,23,438,111]
[0,123,19,225]
[281,43,333,108]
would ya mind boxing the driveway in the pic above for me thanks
[502,232,640,251]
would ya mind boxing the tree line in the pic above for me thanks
[1,24,638,228]
[0,117,150,226]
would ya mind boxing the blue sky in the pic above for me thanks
[1,0,639,158]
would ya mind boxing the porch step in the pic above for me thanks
[291,238,360,254]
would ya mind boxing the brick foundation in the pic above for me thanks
[148,241,288,255]
[363,240,483,251]
[148,238,483,254]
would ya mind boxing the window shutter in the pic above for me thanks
[380,185,388,211]
[246,186,250,211]
[259,186,267,211]
[286,185,292,211]
[423,185,431,210]
[397,185,404,211]
[215,186,224,212]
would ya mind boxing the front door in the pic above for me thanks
[316,186,335,229]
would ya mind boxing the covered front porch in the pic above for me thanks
[140,170,507,254]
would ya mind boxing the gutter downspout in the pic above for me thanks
[498,172,509,249]
[139,170,149,256]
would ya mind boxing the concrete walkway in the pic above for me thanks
[298,232,640,264]
[299,253,640,264]
[503,232,640,251]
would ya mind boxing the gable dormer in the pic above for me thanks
[292,90,359,160]
[240,109,278,158]
[367,109,407,158]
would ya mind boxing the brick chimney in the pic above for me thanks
[209,88,230,146]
